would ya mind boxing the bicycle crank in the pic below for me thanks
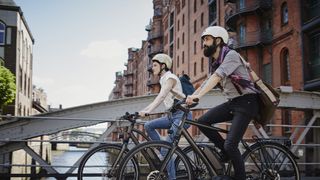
[147,170,166,180]
[261,168,280,180]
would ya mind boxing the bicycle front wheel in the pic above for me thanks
[242,141,300,180]
[78,143,139,180]
[117,141,193,180]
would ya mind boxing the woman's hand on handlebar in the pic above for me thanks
[139,111,149,118]
[186,95,200,105]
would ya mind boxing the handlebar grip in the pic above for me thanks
[193,98,199,103]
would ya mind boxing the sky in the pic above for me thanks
[14,0,153,108]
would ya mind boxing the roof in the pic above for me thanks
[0,0,17,6]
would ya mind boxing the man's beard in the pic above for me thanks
[203,44,217,57]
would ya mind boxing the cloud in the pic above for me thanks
[80,40,126,60]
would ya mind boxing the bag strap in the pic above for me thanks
[239,55,279,103]
[238,55,260,82]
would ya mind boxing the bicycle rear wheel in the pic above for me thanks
[78,143,139,180]
[117,141,193,180]
[242,141,300,180]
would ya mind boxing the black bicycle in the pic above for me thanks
[77,112,150,180]
[117,100,300,180]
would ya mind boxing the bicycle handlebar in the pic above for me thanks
[171,98,199,112]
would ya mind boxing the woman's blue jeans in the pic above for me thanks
[144,110,192,180]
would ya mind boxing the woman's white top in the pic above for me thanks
[159,71,185,110]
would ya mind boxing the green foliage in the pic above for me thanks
[0,66,16,111]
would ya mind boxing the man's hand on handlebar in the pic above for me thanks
[186,95,200,105]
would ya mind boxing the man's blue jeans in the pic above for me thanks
[144,110,192,180]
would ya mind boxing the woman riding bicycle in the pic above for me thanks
[139,53,192,180]
[186,26,260,180]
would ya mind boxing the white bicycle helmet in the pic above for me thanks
[152,53,172,69]
[201,26,229,44]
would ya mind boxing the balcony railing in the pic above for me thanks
[148,45,164,57]
[231,30,272,49]
[123,70,133,77]
[147,77,159,87]
[147,31,163,42]
[225,0,272,29]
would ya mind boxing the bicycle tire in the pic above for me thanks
[117,140,194,180]
[242,141,300,180]
[78,143,139,180]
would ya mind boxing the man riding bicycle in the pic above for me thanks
[186,26,260,180]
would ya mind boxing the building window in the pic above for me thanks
[309,32,320,80]
[281,48,290,85]
[177,55,180,68]
[194,41,197,54]
[170,44,174,58]
[182,0,185,8]
[239,0,245,9]
[19,66,22,92]
[262,63,272,84]
[194,20,197,33]
[170,27,174,43]
[182,51,185,64]
[201,58,204,72]
[177,38,180,49]
[201,13,204,27]
[281,2,289,25]
[194,62,197,76]
[201,0,204,5]
[0,22,5,45]
[182,14,185,26]
[209,0,217,25]
[239,24,246,45]
[194,0,197,13]
[182,32,185,44]
[178,20,180,31]
[170,12,174,27]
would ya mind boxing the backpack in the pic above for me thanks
[179,74,195,96]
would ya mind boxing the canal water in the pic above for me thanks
[46,146,86,180]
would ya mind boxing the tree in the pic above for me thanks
[0,66,16,115]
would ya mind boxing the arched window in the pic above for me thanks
[194,62,197,76]
[281,2,288,25]
[281,48,290,85]
[194,0,197,13]
[194,41,197,54]
[177,38,180,49]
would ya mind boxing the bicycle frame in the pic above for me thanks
[107,118,150,176]
[156,104,254,177]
